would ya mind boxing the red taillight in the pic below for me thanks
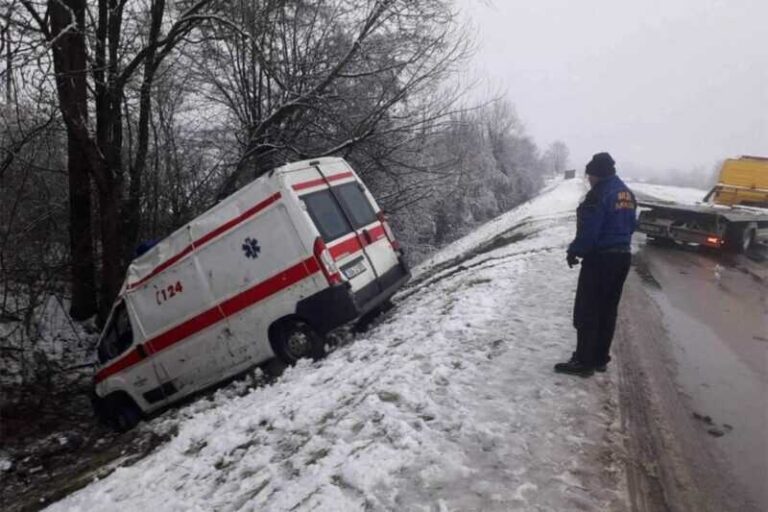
[377,211,401,251]
[313,237,342,285]
[706,236,721,245]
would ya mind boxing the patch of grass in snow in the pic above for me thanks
[464,277,492,287]
[377,391,401,403]
[306,447,330,465]
[182,438,208,456]
[229,479,271,509]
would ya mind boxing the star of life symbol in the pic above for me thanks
[242,237,261,259]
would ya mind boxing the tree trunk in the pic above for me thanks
[49,0,98,320]
[97,184,123,320]
[67,135,97,320]
[124,0,166,260]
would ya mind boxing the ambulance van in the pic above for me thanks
[92,157,410,430]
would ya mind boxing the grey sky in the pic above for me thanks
[459,0,768,175]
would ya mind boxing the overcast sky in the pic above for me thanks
[459,0,768,176]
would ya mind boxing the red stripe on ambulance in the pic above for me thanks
[327,224,388,261]
[328,234,363,260]
[96,256,321,383]
[367,225,386,242]
[94,347,146,383]
[127,192,282,290]
[292,172,354,192]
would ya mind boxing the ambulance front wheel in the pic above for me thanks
[271,320,326,365]
[97,393,142,432]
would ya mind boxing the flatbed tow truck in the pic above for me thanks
[637,156,768,253]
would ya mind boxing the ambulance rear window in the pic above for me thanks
[302,189,353,242]
[334,182,377,228]
[97,303,134,364]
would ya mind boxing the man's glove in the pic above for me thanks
[567,253,580,268]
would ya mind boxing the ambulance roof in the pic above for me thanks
[121,157,352,293]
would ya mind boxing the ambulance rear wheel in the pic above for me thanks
[271,320,325,365]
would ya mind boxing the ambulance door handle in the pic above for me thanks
[362,229,373,244]
[136,344,148,359]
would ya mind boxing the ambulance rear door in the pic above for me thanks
[288,160,399,306]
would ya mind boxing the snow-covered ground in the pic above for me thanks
[0,295,96,393]
[45,178,630,512]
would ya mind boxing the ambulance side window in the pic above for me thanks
[97,303,134,364]
[334,182,377,228]
[302,189,353,242]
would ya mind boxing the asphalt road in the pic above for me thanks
[620,236,767,512]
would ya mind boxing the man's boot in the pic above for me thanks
[569,350,606,372]
[554,359,594,377]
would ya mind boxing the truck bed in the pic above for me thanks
[637,200,768,222]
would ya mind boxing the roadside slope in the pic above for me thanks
[46,179,629,512]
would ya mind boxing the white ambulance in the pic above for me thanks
[92,157,410,430]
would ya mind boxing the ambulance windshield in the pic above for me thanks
[97,302,134,364]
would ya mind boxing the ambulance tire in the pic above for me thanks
[270,320,326,365]
[103,393,142,432]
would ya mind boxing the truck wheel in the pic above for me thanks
[740,227,756,253]
[647,236,674,247]
[271,320,325,365]
[726,223,756,253]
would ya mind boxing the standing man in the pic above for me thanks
[555,152,637,377]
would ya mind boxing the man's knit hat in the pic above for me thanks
[585,152,616,178]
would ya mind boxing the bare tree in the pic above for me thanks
[185,0,472,198]
[544,140,570,176]
[386,99,546,260]
[13,0,219,318]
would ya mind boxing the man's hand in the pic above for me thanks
[567,253,580,268]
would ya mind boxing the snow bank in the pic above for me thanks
[416,178,586,277]
[46,177,627,512]
[0,295,96,392]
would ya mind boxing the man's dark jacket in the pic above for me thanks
[568,175,637,256]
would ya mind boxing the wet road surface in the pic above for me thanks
[629,237,767,511]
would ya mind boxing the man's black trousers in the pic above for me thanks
[573,252,631,366]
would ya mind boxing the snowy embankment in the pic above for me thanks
[47,178,628,512]
[0,295,96,394]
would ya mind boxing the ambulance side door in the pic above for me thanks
[129,253,233,401]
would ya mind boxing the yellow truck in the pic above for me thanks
[637,156,768,252]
